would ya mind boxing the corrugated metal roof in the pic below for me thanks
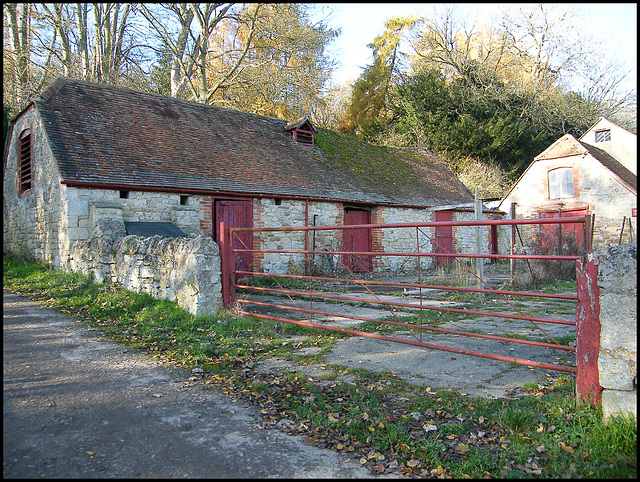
[33,77,474,207]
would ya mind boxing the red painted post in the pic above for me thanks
[575,255,603,407]
[219,221,231,309]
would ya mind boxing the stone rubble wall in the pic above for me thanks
[594,245,637,421]
[69,231,222,317]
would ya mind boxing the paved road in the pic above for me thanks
[3,290,371,479]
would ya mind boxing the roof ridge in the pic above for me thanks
[43,77,292,126]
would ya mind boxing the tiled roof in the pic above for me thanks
[33,78,473,207]
[579,141,637,193]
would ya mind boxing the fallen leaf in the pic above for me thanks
[559,442,575,454]
[457,443,470,454]
[406,459,420,468]
[423,423,437,432]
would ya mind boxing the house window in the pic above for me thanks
[595,129,611,143]
[180,195,189,206]
[120,190,129,199]
[548,167,574,199]
[18,129,32,195]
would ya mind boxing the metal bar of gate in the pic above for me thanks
[233,249,581,261]
[236,284,575,326]
[227,216,583,373]
[231,216,586,232]
[234,270,578,301]
[238,310,578,374]
[236,298,575,352]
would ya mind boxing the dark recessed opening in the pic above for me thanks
[180,195,189,206]
[275,198,282,206]
[120,190,129,199]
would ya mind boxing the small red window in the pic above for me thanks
[19,129,32,195]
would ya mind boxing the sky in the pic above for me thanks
[315,3,637,90]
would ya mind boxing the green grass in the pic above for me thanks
[3,254,636,479]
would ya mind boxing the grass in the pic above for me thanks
[3,254,636,479]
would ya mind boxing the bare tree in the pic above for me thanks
[4,3,35,107]
[139,3,263,104]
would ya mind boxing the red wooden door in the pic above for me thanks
[540,208,587,253]
[215,199,253,274]
[435,210,454,266]
[343,208,372,273]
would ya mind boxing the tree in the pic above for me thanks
[139,3,264,104]
[337,15,418,141]
[4,3,152,116]
[4,3,46,110]
[204,3,338,119]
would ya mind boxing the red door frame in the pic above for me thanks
[343,208,372,272]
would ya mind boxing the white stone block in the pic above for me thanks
[602,389,637,422]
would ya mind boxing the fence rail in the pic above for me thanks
[219,216,595,385]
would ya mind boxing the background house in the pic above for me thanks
[4,77,493,279]
[499,117,637,250]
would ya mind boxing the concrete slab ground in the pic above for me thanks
[244,285,577,400]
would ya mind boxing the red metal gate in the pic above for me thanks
[218,215,602,405]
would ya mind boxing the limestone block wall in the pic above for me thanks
[254,198,310,274]
[3,106,65,267]
[69,233,221,316]
[251,199,508,275]
[594,245,637,421]
[376,205,433,273]
[55,189,204,271]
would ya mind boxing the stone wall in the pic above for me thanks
[69,233,222,317]
[3,106,66,267]
[594,245,637,421]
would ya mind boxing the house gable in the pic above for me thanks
[579,117,637,175]
[499,127,636,248]
[534,133,588,162]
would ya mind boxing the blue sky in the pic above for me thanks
[317,3,637,90]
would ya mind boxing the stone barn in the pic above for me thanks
[4,77,501,311]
